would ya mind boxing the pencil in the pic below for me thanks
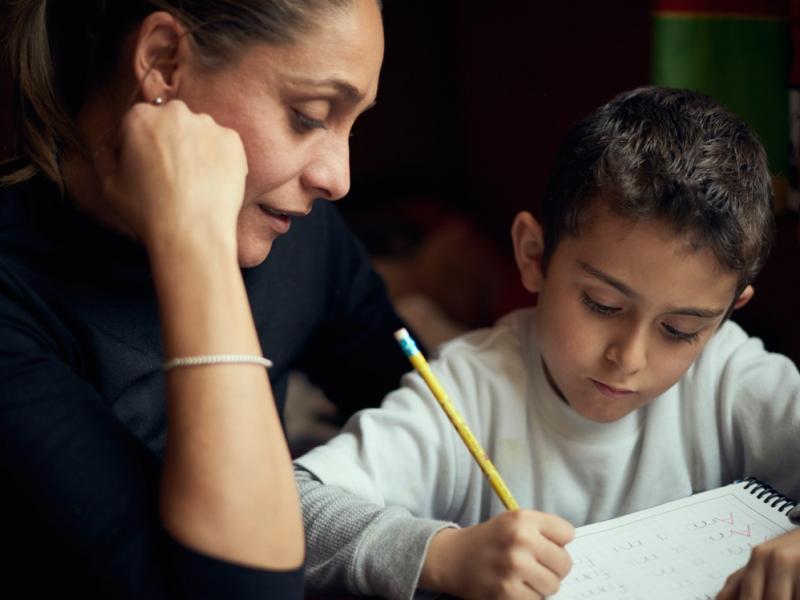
[394,328,520,511]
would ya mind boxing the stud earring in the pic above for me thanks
[153,96,164,106]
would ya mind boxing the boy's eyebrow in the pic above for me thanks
[664,306,725,319]
[579,261,639,299]
[578,260,725,318]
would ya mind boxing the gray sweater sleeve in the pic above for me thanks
[296,466,458,600]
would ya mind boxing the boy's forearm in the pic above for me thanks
[297,467,456,599]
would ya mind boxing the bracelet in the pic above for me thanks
[163,354,273,371]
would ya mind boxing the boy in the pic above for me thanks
[294,87,800,600]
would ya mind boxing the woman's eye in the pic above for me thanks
[662,323,701,344]
[291,109,326,132]
[581,293,620,316]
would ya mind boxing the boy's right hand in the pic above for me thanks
[421,510,575,599]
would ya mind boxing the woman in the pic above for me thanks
[0,1,405,597]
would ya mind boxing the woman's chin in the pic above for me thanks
[238,240,274,268]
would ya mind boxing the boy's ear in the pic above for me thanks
[131,12,190,103]
[511,211,545,294]
[732,284,754,311]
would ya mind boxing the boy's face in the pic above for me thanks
[512,203,753,423]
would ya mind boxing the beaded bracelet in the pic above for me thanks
[163,354,273,371]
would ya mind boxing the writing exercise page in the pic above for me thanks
[551,484,796,600]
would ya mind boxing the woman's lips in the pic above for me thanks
[258,204,291,234]
[591,378,635,399]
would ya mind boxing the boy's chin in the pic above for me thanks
[566,393,648,423]
[576,408,632,424]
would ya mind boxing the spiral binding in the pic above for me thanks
[742,476,797,514]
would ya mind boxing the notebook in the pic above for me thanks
[551,477,798,600]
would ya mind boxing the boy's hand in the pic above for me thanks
[716,528,800,600]
[421,510,575,599]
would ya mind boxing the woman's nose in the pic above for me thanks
[302,135,351,201]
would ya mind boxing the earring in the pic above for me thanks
[153,96,164,106]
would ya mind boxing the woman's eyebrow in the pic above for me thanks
[286,76,375,108]
[578,260,725,318]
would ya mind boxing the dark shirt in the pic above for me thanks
[0,177,412,598]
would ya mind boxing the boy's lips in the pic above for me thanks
[590,378,635,399]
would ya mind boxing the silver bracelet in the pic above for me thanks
[163,354,274,371]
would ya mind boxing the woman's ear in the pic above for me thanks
[131,12,190,103]
[732,284,754,311]
[511,211,546,294]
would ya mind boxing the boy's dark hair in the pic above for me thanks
[540,86,774,295]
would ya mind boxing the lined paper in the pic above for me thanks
[552,482,797,600]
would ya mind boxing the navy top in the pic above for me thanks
[0,176,412,598]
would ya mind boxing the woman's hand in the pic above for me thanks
[716,527,800,600]
[93,98,304,570]
[93,99,247,251]
[421,510,575,599]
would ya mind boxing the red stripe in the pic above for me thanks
[654,0,789,17]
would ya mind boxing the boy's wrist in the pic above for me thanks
[419,527,460,594]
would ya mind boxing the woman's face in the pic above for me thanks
[179,0,384,266]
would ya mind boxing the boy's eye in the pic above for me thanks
[661,323,701,344]
[291,109,326,132]
[581,293,620,316]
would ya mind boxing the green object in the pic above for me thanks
[652,15,790,175]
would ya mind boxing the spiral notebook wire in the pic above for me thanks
[742,476,800,521]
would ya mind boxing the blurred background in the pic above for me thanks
[337,0,800,369]
[0,0,797,385]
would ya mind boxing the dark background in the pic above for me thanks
[1,0,798,363]
[347,0,652,245]
[343,0,800,364]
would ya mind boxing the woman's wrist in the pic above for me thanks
[146,221,253,361]
[145,222,239,272]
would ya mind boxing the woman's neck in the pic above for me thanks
[62,89,137,240]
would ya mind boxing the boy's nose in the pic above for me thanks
[302,135,351,201]
[605,326,648,375]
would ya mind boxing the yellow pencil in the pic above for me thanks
[394,328,520,511]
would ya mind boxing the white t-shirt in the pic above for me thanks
[296,308,800,597]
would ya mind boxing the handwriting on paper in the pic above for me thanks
[550,493,790,600]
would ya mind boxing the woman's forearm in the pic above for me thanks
[151,232,303,569]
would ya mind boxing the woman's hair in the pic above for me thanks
[1,0,362,190]
[540,86,775,293]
